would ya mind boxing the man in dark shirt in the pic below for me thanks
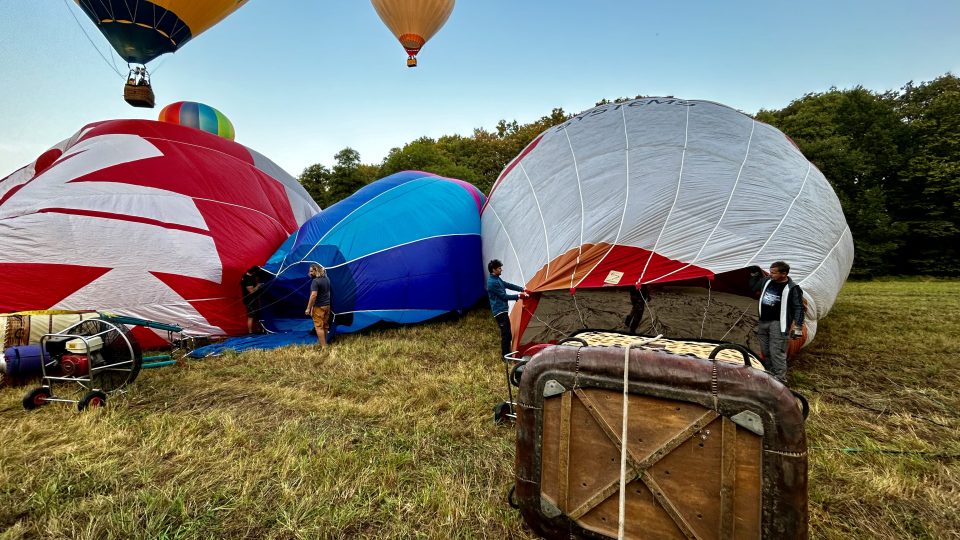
[305,263,332,349]
[624,284,650,334]
[749,261,805,384]
[241,266,263,334]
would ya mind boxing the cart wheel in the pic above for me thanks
[509,363,525,387]
[22,387,52,410]
[78,390,107,411]
[494,401,512,425]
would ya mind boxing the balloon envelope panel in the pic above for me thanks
[481,97,854,350]
[75,0,249,64]
[371,0,455,56]
[0,119,318,346]
[260,171,485,334]
[159,101,235,140]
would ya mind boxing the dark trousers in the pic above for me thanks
[495,312,513,359]
[625,304,645,333]
[757,320,788,383]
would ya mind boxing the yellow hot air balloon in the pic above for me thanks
[371,0,455,67]
[74,0,249,107]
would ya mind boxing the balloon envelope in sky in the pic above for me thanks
[371,0,455,67]
[75,0,249,64]
[159,101,235,140]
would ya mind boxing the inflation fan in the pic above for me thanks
[22,319,142,411]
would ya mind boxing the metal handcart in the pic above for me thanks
[493,336,588,424]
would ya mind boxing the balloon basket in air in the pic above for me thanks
[124,83,155,108]
[407,57,417,68]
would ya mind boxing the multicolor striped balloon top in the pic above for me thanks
[158,101,235,140]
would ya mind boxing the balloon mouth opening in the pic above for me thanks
[399,33,425,51]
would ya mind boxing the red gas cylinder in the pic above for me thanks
[60,354,89,376]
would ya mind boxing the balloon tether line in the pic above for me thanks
[63,0,125,79]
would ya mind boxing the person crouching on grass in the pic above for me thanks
[305,263,332,349]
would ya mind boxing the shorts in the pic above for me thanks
[243,296,258,317]
[311,305,331,332]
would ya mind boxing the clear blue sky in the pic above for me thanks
[2,1,958,179]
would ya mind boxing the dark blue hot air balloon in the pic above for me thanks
[258,171,486,334]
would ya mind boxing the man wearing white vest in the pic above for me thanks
[749,261,805,384]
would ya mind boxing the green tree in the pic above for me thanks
[379,137,480,185]
[893,74,960,275]
[298,163,331,208]
[327,148,370,206]
[376,109,569,195]
[756,87,906,276]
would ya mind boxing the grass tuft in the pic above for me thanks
[1,280,958,538]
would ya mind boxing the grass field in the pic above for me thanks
[0,280,957,539]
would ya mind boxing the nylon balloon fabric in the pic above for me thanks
[159,101,235,140]
[0,119,319,348]
[259,171,485,334]
[481,97,854,353]
[74,0,249,64]
[371,0,454,64]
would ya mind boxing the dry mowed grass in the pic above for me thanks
[0,280,958,539]
[793,280,960,539]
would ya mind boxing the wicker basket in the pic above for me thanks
[124,84,155,108]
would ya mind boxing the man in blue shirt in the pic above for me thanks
[487,259,528,360]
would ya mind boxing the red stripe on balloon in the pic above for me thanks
[159,101,183,124]
[37,208,212,237]
[573,244,714,288]
[0,149,80,207]
[0,263,112,312]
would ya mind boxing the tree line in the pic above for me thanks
[298,74,959,277]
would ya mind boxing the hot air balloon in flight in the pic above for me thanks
[482,97,854,357]
[371,0,455,67]
[74,1,249,107]
[159,101,236,140]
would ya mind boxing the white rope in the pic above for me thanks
[63,0,125,79]
[798,226,851,287]
[647,119,757,284]
[523,306,569,339]
[746,162,811,267]
[564,128,585,291]
[571,291,587,328]
[639,105,690,284]
[639,291,663,336]
[700,277,712,338]
[619,335,662,538]
[519,162,553,281]
[486,203,528,285]
[717,307,750,342]
[573,105,632,289]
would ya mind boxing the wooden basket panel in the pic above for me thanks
[538,388,763,539]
